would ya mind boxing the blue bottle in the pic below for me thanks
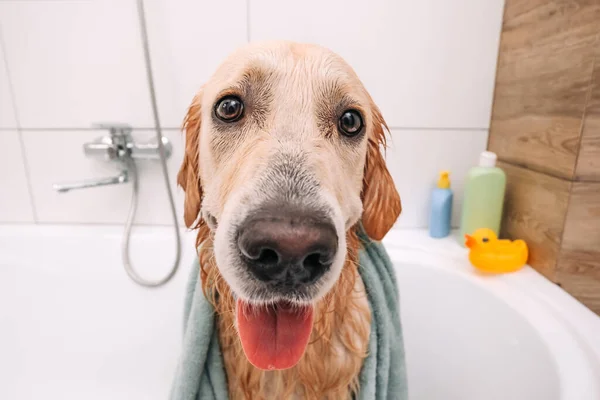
[429,171,453,238]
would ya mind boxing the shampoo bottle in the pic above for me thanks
[459,151,506,246]
[429,171,453,238]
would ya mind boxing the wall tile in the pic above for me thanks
[0,130,34,222]
[575,56,600,181]
[4,1,504,229]
[144,0,247,128]
[249,0,504,129]
[556,181,600,314]
[22,129,185,226]
[498,162,571,281]
[0,1,152,129]
[386,128,489,228]
[0,32,16,128]
[488,0,600,180]
[21,127,487,228]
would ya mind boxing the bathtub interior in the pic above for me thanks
[397,262,559,400]
[0,226,194,400]
[0,225,595,400]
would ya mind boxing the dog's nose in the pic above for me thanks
[237,210,338,286]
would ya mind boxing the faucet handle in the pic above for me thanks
[92,122,133,136]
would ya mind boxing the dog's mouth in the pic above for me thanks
[236,299,314,370]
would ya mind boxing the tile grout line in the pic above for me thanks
[0,126,489,132]
[486,0,509,151]
[555,54,599,282]
[572,56,597,181]
[0,24,39,223]
[0,127,183,132]
[496,157,598,183]
[554,176,575,284]
[246,0,251,43]
[390,127,488,132]
[0,220,187,228]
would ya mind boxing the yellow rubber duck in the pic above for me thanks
[464,228,528,273]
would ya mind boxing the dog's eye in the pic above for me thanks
[215,96,244,122]
[338,110,364,137]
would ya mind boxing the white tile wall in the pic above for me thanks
[386,129,489,228]
[144,0,247,128]
[0,130,34,222]
[0,34,33,222]
[0,32,17,128]
[0,1,504,228]
[250,0,505,129]
[0,0,153,128]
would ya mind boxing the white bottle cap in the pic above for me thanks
[479,151,497,168]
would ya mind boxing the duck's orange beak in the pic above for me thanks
[465,234,476,248]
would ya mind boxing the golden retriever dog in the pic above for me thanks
[178,41,401,399]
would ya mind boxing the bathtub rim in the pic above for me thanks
[382,228,600,400]
[1,223,599,399]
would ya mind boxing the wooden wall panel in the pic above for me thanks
[489,0,600,179]
[575,58,600,181]
[490,0,600,315]
[556,182,600,314]
[498,162,571,280]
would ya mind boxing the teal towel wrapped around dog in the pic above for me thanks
[170,235,408,400]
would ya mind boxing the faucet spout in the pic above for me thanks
[53,170,129,193]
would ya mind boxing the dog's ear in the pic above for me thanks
[361,104,401,241]
[177,91,203,229]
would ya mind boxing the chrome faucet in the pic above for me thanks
[53,123,172,193]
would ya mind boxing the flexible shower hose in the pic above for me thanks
[120,0,182,287]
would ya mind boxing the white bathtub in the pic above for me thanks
[1,225,599,400]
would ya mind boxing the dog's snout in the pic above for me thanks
[237,210,338,287]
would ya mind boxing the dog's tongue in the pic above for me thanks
[236,299,314,370]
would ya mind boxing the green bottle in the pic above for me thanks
[459,151,506,246]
